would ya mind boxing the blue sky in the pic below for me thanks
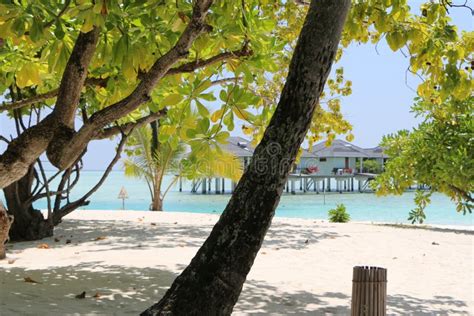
[1,4,472,170]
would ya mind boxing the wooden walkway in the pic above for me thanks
[185,173,378,194]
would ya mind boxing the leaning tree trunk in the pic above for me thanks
[3,166,53,241]
[142,0,350,314]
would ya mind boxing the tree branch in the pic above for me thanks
[167,44,252,75]
[0,89,59,112]
[94,109,167,140]
[0,77,109,113]
[0,46,248,113]
[52,132,129,224]
[43,0,72,29]
[0,28,101,189]
[46,0,214,170]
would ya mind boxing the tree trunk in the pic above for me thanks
[0,201,14,259]
[3,167,53,241]
[150,195,163,212]
[142,0,350,315]
[150,119,164,212]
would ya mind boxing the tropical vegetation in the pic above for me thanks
[328,204,351,223]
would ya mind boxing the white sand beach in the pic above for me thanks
[0,210,472,315]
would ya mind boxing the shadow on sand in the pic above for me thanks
[1,218,470,315]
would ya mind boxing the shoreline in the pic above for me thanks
[51,209,474,231]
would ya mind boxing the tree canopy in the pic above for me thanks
[0,0,472,220]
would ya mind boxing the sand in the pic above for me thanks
[0,210,472,315]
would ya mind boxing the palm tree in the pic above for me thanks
[123,121,242,211]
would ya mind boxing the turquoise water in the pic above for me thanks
[25,171,473,226]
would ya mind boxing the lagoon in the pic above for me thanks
[28,171,473,226]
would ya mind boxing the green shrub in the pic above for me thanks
[362,159,382,174]
[328,204,350,223]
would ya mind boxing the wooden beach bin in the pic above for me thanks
[351,266,387,316]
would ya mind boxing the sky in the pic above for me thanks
[0,3,472,170]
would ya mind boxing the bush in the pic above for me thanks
[362,159,382,174]
[328,204,350,223]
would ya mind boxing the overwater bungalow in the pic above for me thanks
[188,137,387,194]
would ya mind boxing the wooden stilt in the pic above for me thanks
[215,178,220,194]
[201,178,207,194]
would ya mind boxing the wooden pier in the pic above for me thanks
[185,173,377,195]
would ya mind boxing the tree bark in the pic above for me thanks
[45,0,214,171]
[0,28,100,189]
[150,120,164,212]
[150,195,163,212]
[141,0,350,315]
[3,167,53,241]
[0,200,14,259]
[0,0,220,189]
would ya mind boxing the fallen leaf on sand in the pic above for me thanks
[66,239,72,244]
[24,277,40,284]
[261,251,267,255]
[94,236,107,241]
[304,239,309,244]
[174,222,178,224]
[54,238,60,242]
[37,243,49,249]
[432,242,440,245]
[75,291,86,299]
[8,259,16,264]
[150,223,156,226]
[93,292,101,299]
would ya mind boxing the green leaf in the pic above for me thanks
[161,94,183,107]
[54,20,65,40]
[215,131,230,144]
[30,18,44,42]
[195,100,209,117]
[386,31,406,51]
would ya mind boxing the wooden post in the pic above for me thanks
[221,178,225,194]
[201,178,207,194]
[215,178,220,194]
[351,266,387,316]
[290,180,295,195]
